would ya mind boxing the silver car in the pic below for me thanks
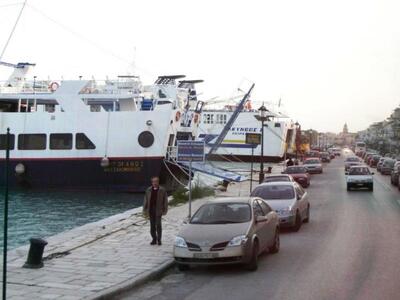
[251,182,310,232]
[344,156,361,171]
[303,158,323,174]
[263,174,295,183]
[173,197,280,271]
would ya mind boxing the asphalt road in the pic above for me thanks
[119,153,400,300]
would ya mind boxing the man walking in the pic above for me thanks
[143,176,168,245]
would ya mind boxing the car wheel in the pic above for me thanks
[369,184,374,191]
[347,184,351,191]
[391,177,394,185]
[246,240,259,271]
[292,212,302,232]
[304,205,310,223]
[177,264,190,271]
[269,229,280,254]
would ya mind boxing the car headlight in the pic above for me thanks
[278,207,294,216]
[227,235,248,247]
[174,236,188,248]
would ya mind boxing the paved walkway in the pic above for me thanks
[0,165,284,300]
[0,196,213,300]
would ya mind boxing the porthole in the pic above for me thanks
[138,131,154,148]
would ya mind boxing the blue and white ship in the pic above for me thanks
[0,62,202,191]
[197,104,297,162]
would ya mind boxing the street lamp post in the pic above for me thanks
[295,121,300,159]
[254,103,274,183]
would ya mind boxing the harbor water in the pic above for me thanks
[0,189,143,249]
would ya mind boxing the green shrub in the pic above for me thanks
[170,184,214,207]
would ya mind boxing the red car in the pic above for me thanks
[282,166,310,188]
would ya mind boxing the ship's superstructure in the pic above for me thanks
[0,64,202,191]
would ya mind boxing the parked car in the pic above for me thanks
[377,157,386,172]
[173,197,280,271]
[263,174,295,184]
[282,166,310,188]
[320,152,331,163]
[364,152,377,164]
[369,155,381,167]
[344,156,361,171]
[390,161,400,185]
[303,158,323,174]
[306,150,320,159]
[332,148,341,156]
[251,182,310,232]
[346,165,374,191]
[380,158,395,175]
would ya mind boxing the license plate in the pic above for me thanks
[193,253,218,259]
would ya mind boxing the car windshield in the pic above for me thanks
[190,203,251,224]
[345,157,359,162]
[251,185,295,200]
[286,167,307,174]
[304,159,319,164]
[384,160,395,167]
[264,176,290,182]
[349,167,370,175]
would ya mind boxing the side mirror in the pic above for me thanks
[296,194,302,201]
[345,172,349,175]
[371,172,375,175]
[256,215,268,223]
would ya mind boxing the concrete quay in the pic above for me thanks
[0,197,208,300]
[0,165,284,300]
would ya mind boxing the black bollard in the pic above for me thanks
[23,238,48,269]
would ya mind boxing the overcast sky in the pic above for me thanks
[1,0,399,133]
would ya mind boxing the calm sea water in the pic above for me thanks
[0,190,143,249]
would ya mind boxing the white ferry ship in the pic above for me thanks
[197,104,296,162]
[0,62,202,191]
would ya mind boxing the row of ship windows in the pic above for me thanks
[202,114,227,124]
[0,133,96,150]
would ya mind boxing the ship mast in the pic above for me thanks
[0,0,28,62]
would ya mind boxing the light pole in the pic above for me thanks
[295,121,300,159]
[254,103,274,183]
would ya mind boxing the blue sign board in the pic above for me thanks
[177,141,205,163]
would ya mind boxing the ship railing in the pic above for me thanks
[0,80,53,94]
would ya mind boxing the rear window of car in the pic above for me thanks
[286,167,307,174]
[383,159,395,167]
[345,157,359,162]
[304,159,319,164]
[349,167,370,175]
[264,176,290,183]
[251,185,295,200]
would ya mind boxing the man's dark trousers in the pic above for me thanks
[150,213,162,242]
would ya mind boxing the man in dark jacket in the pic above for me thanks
[143,176,168,245]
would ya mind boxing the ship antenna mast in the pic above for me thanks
[0,0,28,62]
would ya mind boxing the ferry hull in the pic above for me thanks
[0,157,182,192]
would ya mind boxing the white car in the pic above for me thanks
[344,156,361,171]
[303,158,323,174]
[346,165,374,191]
[251,181,310,232]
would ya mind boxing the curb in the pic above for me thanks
[87,259,175,300]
